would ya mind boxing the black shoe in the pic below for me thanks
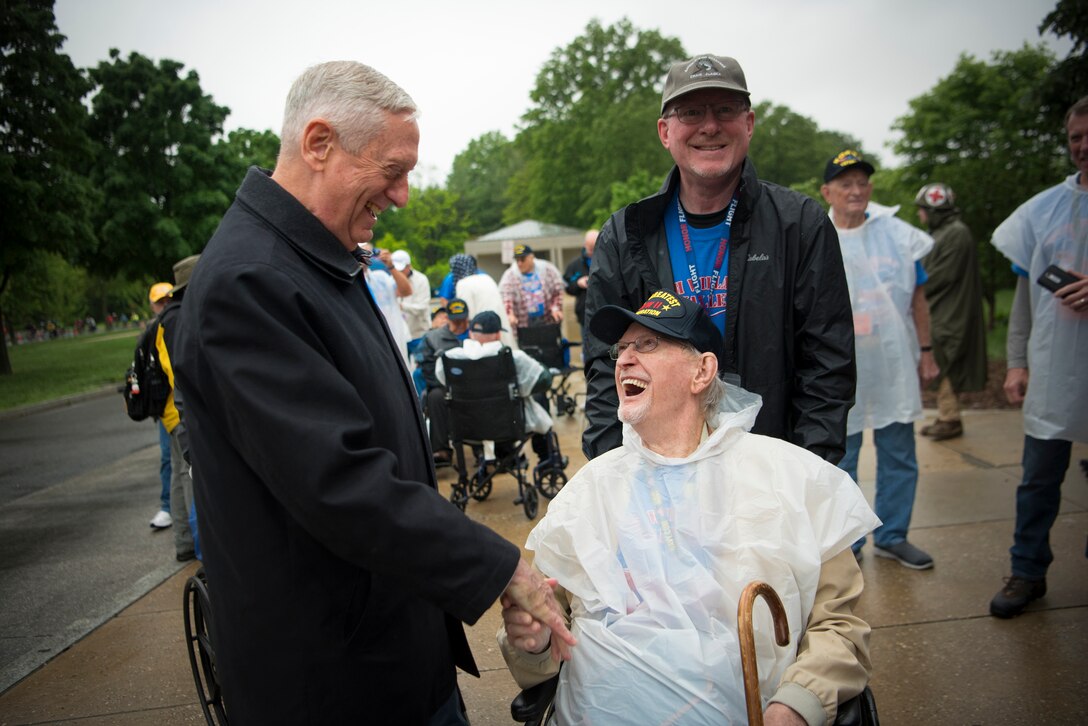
[990,576,1046,618]
[874,540,933,570]
[176,550,197,563]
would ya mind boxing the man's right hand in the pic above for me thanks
[1004,367,1029,405]
[502,559,576,661]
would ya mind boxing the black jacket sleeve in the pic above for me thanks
[787,211,855,464]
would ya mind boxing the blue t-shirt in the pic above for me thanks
[664,192,735,336]
[520,270,546,319]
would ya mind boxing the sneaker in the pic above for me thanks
[149,510,173,529]
[989,576,1046,618]
[920,419,963,441]
[874,541,934,570]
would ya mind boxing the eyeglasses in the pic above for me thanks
[609,335,664,360]
[662,101,749,125]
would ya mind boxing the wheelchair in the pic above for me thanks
[442,347,568,519]
[515,322,581,418]
[183,566,229,725]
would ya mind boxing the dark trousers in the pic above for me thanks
[1011,435,1071,580]
[426,386,451,454]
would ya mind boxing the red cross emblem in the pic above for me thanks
[926,186,947,206]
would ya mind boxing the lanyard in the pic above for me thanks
[676,194,739,308]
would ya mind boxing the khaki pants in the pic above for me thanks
[936,377,961,422]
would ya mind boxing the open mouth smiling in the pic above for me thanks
[622,378,648,397]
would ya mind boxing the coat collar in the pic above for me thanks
[234,167,363,283]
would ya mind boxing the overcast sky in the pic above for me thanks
[54,0,1070,186]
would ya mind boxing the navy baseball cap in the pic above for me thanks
[470,310,507,334]
[590,290,723,361]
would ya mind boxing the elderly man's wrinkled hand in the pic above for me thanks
[503,559,576,661]
[500,596,552,655]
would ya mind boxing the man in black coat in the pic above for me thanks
[583,55,855,464]
[173,61,573,725]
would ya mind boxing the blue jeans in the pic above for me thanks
[1011,436,1071,580]
[158,420,171,512]
[838,421,918,550]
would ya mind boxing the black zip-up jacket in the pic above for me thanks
[583,161,855,464]
[173,168,519,724]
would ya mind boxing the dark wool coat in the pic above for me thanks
[922,210,988,391]
[583,162,856,464]
[174,168,519,724]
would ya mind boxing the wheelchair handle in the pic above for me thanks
[737,580,790,726]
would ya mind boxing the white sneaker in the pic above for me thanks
[149,510,173,529]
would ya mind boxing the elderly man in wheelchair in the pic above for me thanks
[437,311,569,518]
[498,291,880,726]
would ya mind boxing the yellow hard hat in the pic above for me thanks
[149,282,173,303]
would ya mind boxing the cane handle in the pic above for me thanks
[737,581,790,726]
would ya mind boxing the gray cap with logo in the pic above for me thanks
[661,55,749,115]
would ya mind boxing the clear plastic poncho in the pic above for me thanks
[991,173,1088,442]
[527,385,879,725]
[834,203,934,434]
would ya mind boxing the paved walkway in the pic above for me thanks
[1,406,1085,725]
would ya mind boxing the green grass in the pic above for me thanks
[0,329,140,411]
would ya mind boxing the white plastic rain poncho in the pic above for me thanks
[833,203,934,435]
[991,173,1088,442]
[526,385,879,725]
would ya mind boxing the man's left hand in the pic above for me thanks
[764,703,807,726]
[918,350,939,387]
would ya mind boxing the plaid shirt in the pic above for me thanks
[499,258,565,327]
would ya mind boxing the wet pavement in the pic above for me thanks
[0,384,1085,725]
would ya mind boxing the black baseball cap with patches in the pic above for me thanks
[446,298,469,320]
[590,290,723,362]
[513,244,533,258]
[824,149,875,183]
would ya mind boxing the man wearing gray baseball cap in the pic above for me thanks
[582,54,855,469]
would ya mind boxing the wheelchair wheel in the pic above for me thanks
[521,483,538,519]
[449,483,469,511]
[536,469,567,499]
[183,568,229,725]
[469,470,493,501]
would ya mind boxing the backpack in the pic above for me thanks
[122,318,171,422]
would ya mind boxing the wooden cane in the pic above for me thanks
[737,581,791,726]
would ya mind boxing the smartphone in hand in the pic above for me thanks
[1036,264,1078,293]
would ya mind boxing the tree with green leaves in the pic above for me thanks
[748,102,864,189]
[214,128,281,196]
[1038,0,1088,125]
[0,0,98,373]
[446,131,519,236]
[892,45,1067,322]
[374,186,473,283]
[86,49,232,281]
[504,18,682,229]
